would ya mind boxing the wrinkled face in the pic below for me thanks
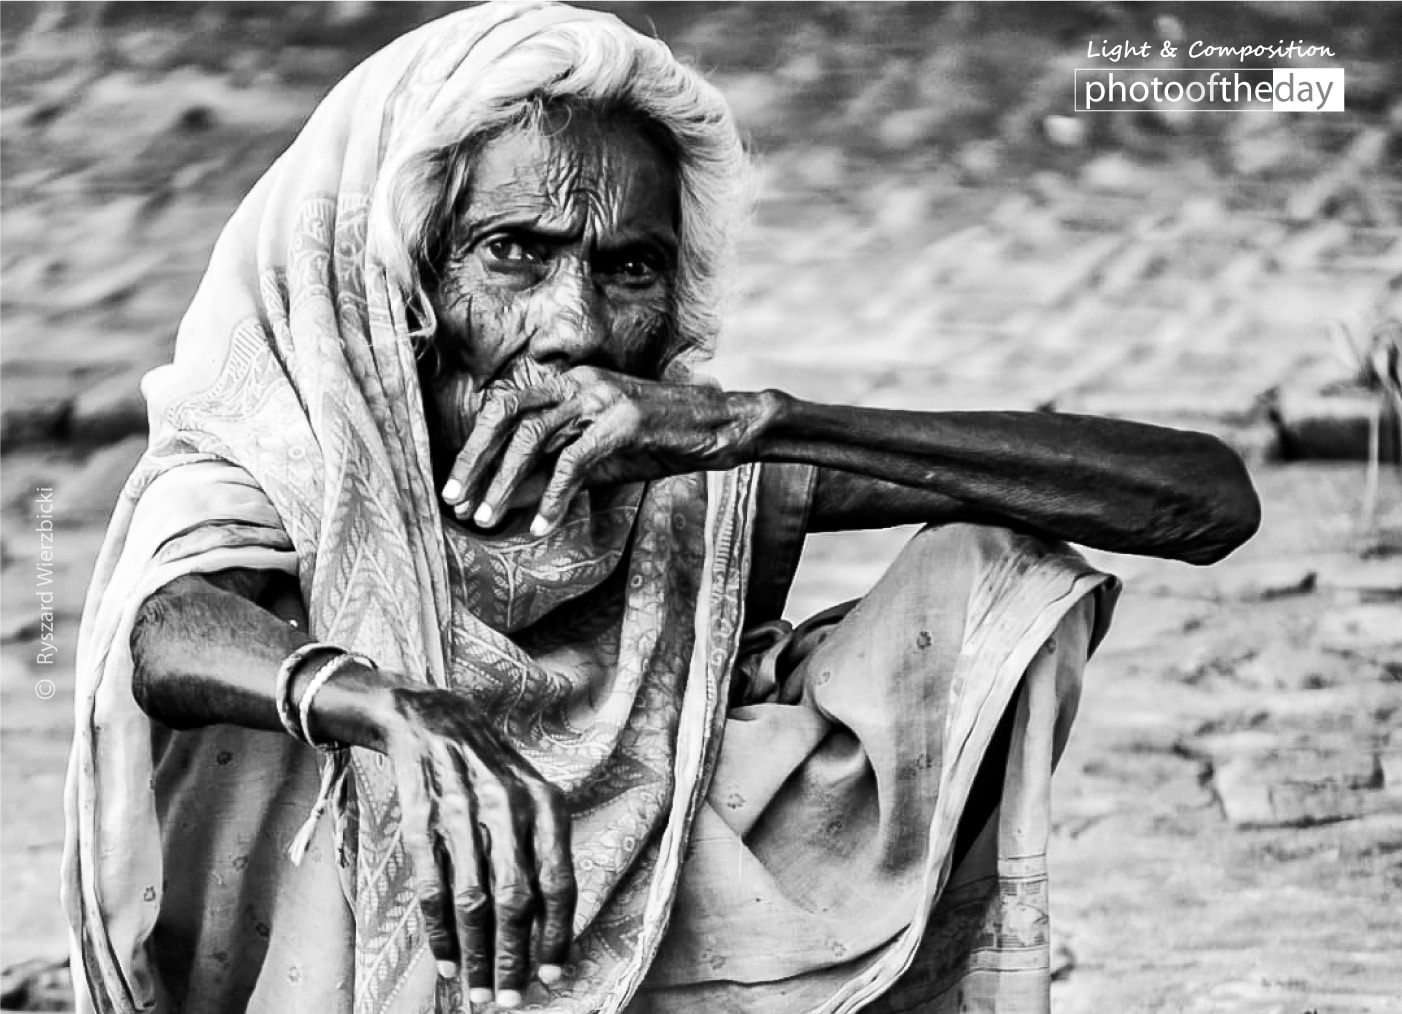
[424,109,679,446]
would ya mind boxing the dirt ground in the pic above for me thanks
[2,3,1400,1011]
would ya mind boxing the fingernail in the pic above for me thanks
[442,479,462,502]
[437,960,458,978]
[530,514,550,538]
[539,964,563,984]
[468,988,494,1004]
[498,990,523,1008]
[473,503,494,527]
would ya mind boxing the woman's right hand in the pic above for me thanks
[315,673,576,1009]
[130,574,573,1007]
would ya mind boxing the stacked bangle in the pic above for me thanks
[275,641,379,751]
[275,642,381,864]
[275,642,339,743]
[297,652,375,751]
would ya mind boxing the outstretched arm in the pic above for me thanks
[772,400,1261,562]
[439,371,1261,565]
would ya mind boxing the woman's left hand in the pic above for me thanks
[439,366,775,534]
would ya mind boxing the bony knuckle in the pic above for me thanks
[473,779,512,814]
[559,441,589,468]
[463,943,492,964]
[453,888,491,914]
[539,868,577,896]
[581,388,610,414]
[494,882,535,912]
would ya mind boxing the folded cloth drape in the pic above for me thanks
[61,3,763,1012]
[636,523,1118,1014]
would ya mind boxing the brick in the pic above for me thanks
[1213,748,1393,827]
[1212,759,1276,825]
[1273,386,1400,463]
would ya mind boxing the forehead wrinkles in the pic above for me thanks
[531,131,617,235]
[465,119,671,239]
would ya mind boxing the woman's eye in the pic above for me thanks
[601,255,662,288]
[483,238,540,265]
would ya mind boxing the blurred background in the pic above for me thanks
[2,3,1399,1011]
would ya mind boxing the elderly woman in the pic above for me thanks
[62,4,1258,1014]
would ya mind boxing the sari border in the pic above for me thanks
[818,559,1115,1014]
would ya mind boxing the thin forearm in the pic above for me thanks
[130,573,399,749]
[742,391,1261,562]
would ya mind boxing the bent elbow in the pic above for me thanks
[1179,444,1263,565]
[129,580,200,721]
[129,590,171,717]
[1225,474,1263,548]
[1181,511,1258,566]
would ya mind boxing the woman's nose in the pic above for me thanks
[529,261,606,367]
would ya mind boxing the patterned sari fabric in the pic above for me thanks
[62,4,761,1012]
[61,4,1120,1013]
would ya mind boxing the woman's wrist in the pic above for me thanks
[726,388,791,464]
[297,658,406,753]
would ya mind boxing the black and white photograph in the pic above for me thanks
[1,3,1398,1012]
